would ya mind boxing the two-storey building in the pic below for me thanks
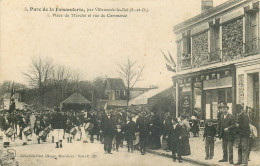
[173,0,259,126]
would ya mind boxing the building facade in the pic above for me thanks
[173,0,259,128]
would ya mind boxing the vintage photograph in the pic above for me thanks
[0,0,259,166]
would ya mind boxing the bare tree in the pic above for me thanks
[70,69,82,92]
[52,65,72,103]
[23,56,54,105]
[118,58,144,108]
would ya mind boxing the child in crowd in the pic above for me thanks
[203,119,217,160]
[115,124,122,152]
[65,119,73,143]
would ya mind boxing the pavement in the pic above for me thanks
[147,136,260,166]
[0,134,197,166]
[1,132,259,166]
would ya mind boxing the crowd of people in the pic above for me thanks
[0,103,258,165]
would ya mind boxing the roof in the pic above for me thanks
[129,86,174,105]
[106,78,125,90]
[4,93,19,99]
[107,100,127,107]
[131,87,157,91]
[61,92,91,104]
[174,0,245,32]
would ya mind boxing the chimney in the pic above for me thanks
[201,0,213,13]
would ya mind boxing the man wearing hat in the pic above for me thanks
[123,113,136,153]
[218,104,236,164]
[162,111,172,151]
[136,110,149,155]
[51,108,65,148]
[234,104,250,166]
[101,109,116,154]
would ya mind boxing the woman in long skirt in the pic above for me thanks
[179,114,191,156]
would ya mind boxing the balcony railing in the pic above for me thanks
[181,54,192,69]
[209,49,221,63]
[244,39,260,55]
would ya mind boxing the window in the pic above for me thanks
[182,31,191,56]
[116,90,120,96]
[181,30,192,69]
[245,10,258,53]
[209,19,221,62]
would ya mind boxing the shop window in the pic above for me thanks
[204,88,232,119]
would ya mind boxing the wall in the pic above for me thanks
[221,18,244,61]
[192,31,209,67]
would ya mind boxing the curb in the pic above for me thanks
[147,149,219,166]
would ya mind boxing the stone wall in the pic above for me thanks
[192,31,209,68]
[222,18,243,62]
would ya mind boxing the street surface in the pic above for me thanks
[2,138,197,166]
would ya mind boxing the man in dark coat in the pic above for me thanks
[162,112,172,151]
[167,117,182,163]
[89,111,98,143]
[149,112,161,149]
[51,109,65,148]
[234,104,250,166]
[218,104,236,164]
[123,114,136,153]
[136,110,149,155]
[101,110,116,154]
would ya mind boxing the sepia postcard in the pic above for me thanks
[0,0,259,166]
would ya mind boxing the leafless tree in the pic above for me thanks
[52,65,72,103]
[23,56,54,105]
[70,69,82,92]
[118,58,144,108]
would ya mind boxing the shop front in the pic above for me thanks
[236,57,260,137]
[173,64,236,121]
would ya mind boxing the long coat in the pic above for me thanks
[163,116,172,137]
[179,120,191,156]
[218,113,236,140]
[149,115,161,149]
[51,112,65,129]
[237,111,250,137]
[101,113,116,136]
[168,124,182,153]
[136,116,149,138]
[123,120,136,141]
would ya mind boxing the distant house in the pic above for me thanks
[130,87,157,99]
[104,78,126,100]
[102,78,127,109]
[101,78,159,110]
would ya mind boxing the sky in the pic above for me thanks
[0,0,228,88]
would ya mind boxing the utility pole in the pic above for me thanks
[88,91,94,108]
